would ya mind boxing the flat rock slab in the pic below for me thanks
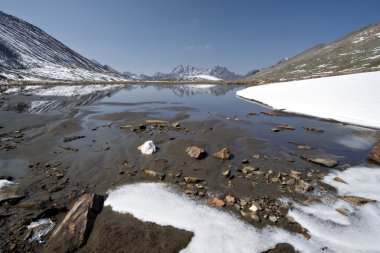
[301,156,338,168]
[0,184,24,203]
[368,142,380,165]
[45,193,104,253]
[186,146,207,159]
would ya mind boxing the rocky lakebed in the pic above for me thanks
[0,84,379,253]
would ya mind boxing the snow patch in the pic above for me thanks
[288,166,380,253]
[191,75,222,81]
[236,71,380,129]
[27,218,55,243]
[105,183,312,253]
[0,179,14,190]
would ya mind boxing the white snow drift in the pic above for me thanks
[105,165,380,252]
[237,71,380,129]
[0,179,14,190]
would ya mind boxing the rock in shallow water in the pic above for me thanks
[212,148,231,160]
[186,146,207,159]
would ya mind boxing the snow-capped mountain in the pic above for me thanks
[151,65,241,81]
[0,11,130,82]
[169,65,240,80]
[122,71,151,80]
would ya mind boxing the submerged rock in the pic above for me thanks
[368,142,380,165]
[212,148,231,160]
[186,146,207,159]
[301,156,338,168]
[277,124,295,130]
[46,194,104,252]
[145,119,169,126]
[138,140,157,155]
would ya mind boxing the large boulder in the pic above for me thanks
[45,194,104,252]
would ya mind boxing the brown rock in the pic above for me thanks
[240,209,261,222]
[278,124,295,130]
[368,142,380,165]
[298,180,314,192]
[0,184,24,203]
[242,166,258,174]
[210,198,225,207]
[145,120,169,126]
[333,177,347,184]
[186,146,207,159]
[212,148,231,160]
[225,195,236,205]
[144,169,165,180]
[297,145,312,150]
[222,169,231,178]
[336,208,347,216]
[184,177,203,184]
[269,215,278,223]
[301,156,338,168]
[339,195,376,205]
[46,194,104,252]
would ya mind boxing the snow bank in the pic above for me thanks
[105,183,305,253]
[288,166,380,252]
[0,179,14,190]
[237,71,380,129]
[106,166,380,252]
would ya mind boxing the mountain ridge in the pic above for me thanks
[0,11,129,82]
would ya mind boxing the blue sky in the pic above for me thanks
[1,0,379,75]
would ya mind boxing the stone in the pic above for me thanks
[63,136,85,143]
[212,148,231,160]
[298,180,314,192]
[138,140,157,155]
[339,195,376,205]
[303,127,324,132]
[0,183,24,203]
[271,128,281,132]
[261,111,279,116]
[46,194,104,252]
[144,169,165,180]
[285,178,296,185]
[184,177,203,184]
[247,112,257,116]
[225,195,235,205]
[222,169,231,178]
[172,122,180,128]
[278,124,295,130]
[242,166,258,174]
[301,156,338,168]
[333,177,347,184]
[297,145,312,150]
[240,209,261,222]
[145,120,169,126]
[368,142,380,165]
[252,154,260,160]
[336,208,347,216]
[269,215,278,223]
[186,146,207,159]
[119,125,132,129]
[210,198,225,207]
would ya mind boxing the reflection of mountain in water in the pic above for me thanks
[1,85,135,113]
[152,84,236,97]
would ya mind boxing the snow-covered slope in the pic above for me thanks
[237,71,380,129]
[0,11,129,82]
